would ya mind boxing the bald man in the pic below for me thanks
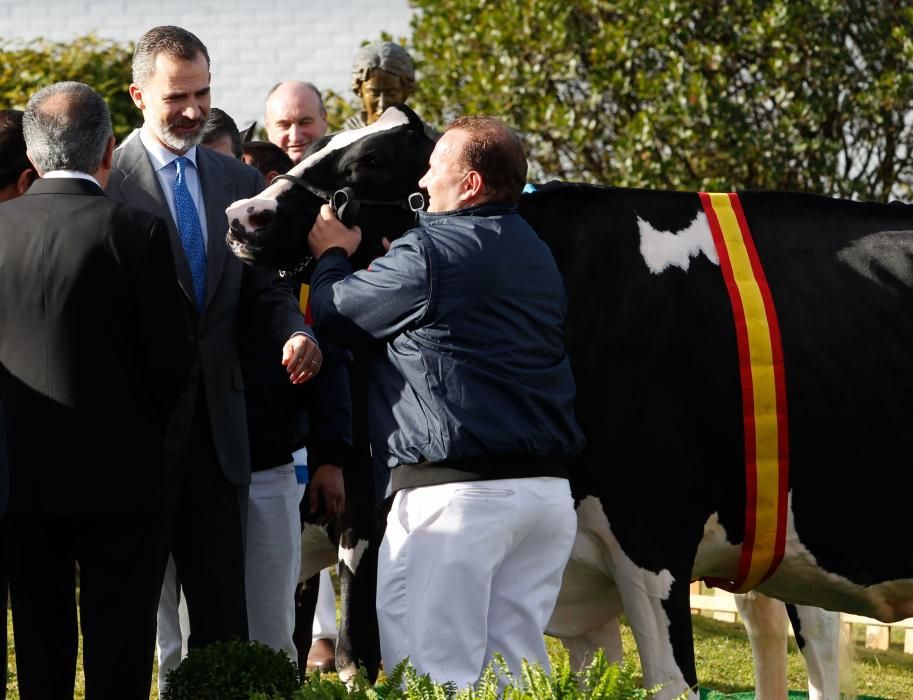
[264,81,328,164]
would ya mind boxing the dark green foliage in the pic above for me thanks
[407,0,913,201]
[0,35,136,142]
[162,639,299,700]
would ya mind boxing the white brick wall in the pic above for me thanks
[0,0,415,129]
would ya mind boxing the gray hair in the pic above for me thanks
[351,41,416,96]
[133,25,210,87]
[22,81,112,174]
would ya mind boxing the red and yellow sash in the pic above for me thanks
[699,193,789,593]
[299,283,313,325]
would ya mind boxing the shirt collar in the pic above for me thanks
[139,125,199,173]
[42,170,101,187]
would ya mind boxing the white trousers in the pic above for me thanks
[156,463,305,692]
[156,555,189,695]
[245,463,306,660]
[376,476,576,689]
[313,568,338,641]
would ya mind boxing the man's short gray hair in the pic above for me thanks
[132,25,210,87]
[351,41,416,96]
[22,81,112,174]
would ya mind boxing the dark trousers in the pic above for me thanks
[164,390,249,649]
[5,514,163,700]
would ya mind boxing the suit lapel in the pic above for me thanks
[113,133,198,308]
[195,147,231,310]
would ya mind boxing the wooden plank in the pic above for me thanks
[690,594,739,614]
[842,613,913,630]
[866,625,890,651]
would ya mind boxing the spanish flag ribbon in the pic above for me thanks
[699,193,789,594]
[299,283,313,325]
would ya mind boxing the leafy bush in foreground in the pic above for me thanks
[162,639,299,700]
[295,650,661,699]
[164,638,664,699]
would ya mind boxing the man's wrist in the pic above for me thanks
[318,246,350,261]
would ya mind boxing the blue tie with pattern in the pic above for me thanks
[173,156,207,310]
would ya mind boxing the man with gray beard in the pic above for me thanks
[107,25,321,652]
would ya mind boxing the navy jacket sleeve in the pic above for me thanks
[308,232,432,346]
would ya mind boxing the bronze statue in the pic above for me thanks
[345,41,416,129]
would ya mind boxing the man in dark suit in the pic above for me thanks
[106,25,323,651]
[0,81,192,699]
[0,106,37,700]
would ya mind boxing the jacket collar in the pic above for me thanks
[418,201,517,225]
[25,177,105,197]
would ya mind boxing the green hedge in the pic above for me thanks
[0,35,136,141]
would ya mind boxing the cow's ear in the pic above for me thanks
[128,83,145,110]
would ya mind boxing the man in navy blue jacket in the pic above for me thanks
[307,115,584,688]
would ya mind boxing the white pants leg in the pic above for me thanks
[376,476,576,689]
[156,555,190,695]
[312,568,338,641]
[245,463,303,662]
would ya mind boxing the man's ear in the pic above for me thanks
[460,170,484,203]
[25,149,42,177]
[16,167,35,195]
[128,83,145,110]
[101,135,116,170]
[265,169,280,185]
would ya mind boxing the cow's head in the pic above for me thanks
[226,104,435,271]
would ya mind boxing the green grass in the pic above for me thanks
[5,609,913,699]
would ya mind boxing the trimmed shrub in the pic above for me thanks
[162,639,299,700]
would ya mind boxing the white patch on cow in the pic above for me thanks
[338,538,370,576]
[638,212,719,275]
[549,496,695,700]
[792,605,841,700]
[303,106,410,170]
[225,106,411,233]
[300,522,337,583]
[692,512,741,579]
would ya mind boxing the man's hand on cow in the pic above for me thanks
[282,333,322,384]
[308,203,362,258]
[309,463,345,524]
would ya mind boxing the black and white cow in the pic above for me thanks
[226,105,913,697]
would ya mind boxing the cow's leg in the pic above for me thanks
[293,574,318,676]
[735,591,789,700]
[786,604,841,700]
[336,523,380,683]
[575,497,696,700]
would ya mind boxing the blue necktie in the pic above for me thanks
[173,157,207,310]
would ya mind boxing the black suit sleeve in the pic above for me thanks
[239,265,311,348]
[304,340,352,471]
[131,215,194,426]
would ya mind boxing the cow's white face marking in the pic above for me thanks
[225,106,411,233]
[638,212,718,275]
[339,538,370,576]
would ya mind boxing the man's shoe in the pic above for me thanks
[306,637,336,672]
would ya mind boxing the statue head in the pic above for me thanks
[351,41,416,124]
